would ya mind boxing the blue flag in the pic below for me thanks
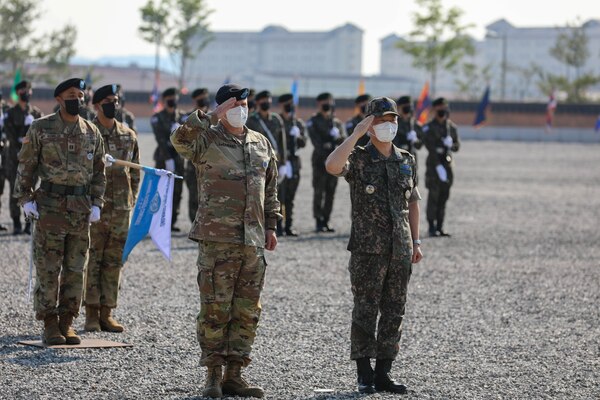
[291,78,299,106]
[473,86,491,128]
[595,114,600,133]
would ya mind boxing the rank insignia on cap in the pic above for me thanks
[80,80,85,89]
[112,84,117,93]
[365,184,375,194]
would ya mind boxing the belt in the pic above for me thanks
[40,181,88,196]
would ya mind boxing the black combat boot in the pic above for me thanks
[428,220,437,237]
[24,221,31,235]
[315,218,324,233]
[436,218,451,237]
[0,223,8,231]
[322,219,335,233]
[356,357,376,394]
[13,220,22,235]
[374,359,407,394]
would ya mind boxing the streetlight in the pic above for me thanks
[486,30,508,101]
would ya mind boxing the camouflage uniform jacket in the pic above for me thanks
[115,107,136,132]
[393,117,424,156]
[422,118,460,179]
[346,114,370,147]
[308,113,346,165]
[280,114,307,172]
[93,119,140,210]
[14,112,106,211]
[170,110,281,248]
[246,112,287,166]
[338,143,421,257]
[151,109,188,162]
[4,103,44,167]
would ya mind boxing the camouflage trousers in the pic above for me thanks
[85,205,130,308]
[184,160,198,224]
[349,253,412,360]
[33,207,90,320]
[196,241,267,367]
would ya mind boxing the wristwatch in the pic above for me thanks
[413,239,422,246]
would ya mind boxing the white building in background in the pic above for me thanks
[381,19,600,101]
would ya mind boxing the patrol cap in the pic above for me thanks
[92,84,118,104]
[255,90,271,101]
[355,94,371,104]
[54,78,86,97]
[15,80,31,91]
[397,96,412,106]
[365,97,399,117]
[215,83,250,105]
[432,97,448,107]
[191,87,208,98]
[316,92,332,102]
[162,87,177,98]
[278,93,293,103]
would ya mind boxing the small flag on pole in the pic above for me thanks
[10,68,22,103]
[358,78,365,95]
[291,78,299,106]
[545,90,557,131]
[473,86,491,128]
[415,81,431,124]
[594,114,600,133]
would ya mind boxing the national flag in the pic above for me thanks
[594,114,600,133]
[10,68,22,103]
[84,70,93,88]
[415,81,431,124]
[358,78,365,95]
[150,80,162,113]
[545,90,557,130]
[473,86,491,128]
[122,167,176,263]
[291,78,299,106]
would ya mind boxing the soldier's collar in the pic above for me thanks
[366,143,402,162]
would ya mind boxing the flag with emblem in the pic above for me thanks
[10,68,22,103]
[415,81,431,124]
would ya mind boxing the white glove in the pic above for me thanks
[277,164,287,183]
[435,164,448,182]
[89,205,101,223]
[170,122,181,133]
[24,114,35,126]
[23,201,39,219]
[329,127,340,139]
[165,159,175,172]
[289,126,300,137]
[443,135,453,148]
[154,168,171,176]
[407,130,418,143]
[104,158,113,167]
[285,160,293,179]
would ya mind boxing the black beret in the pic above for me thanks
[191,88,208,98]
[316,92,332,102]
[215,83,249,105]
[162,87,177,97]
[278,93,293,103]
[354,94,371,104]
[432,97,448,107]
[54,78,86,97]
[255,90,271,101]
[15,80,31,91]
[397,96,412,106]
[92,84,118,104]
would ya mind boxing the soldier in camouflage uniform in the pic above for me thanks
[15,78,106,346]
[114,84,136,132]
[151,87,187,231]
[422,97,460,237]
[278,93,306,236]
[4,80,44,234]
[0,91,10,231]
[393,96,423,183]
[85,84,140,333]
[171,83,280,399]
[326,97,423,395]
[307,92,346,233]
[345,94,371,148]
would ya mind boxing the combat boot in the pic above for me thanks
[222,361,264,398]
[43,315,66,345]
[85,305,101,332]
[12,220,22,235]
[436,219,451,237]
[24,221,31,235]
[356,357,376,394]
[58,314,81,345]
[100,306,124,332]
[202,365,223,398]
[428,220,438,237]
[374,359,407,394]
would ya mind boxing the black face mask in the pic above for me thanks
[321,103,332,112]
[402,105,412,114]
[359,104,367,115]
[259,102,271,111]
[196,98,209,108]
[437,109,448,118]
[101,102,116,119]
[247,100,256,110]
[284,103,294,113]
[20,93,30,103]
[64,99,82,116]
[166,99,177,108]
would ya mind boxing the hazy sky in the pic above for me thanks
[35,0,596,75]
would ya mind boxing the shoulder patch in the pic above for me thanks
[422,124,430,132]
[151,116,159,124]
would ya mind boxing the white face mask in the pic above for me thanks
[225,105,248,127]
[372,121,398,142]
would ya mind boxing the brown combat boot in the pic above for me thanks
[85,305,101,332]
[222,361,264,398]
[43,315,66,346]
[202,365,223,398]
[58,314,81,345]
[99,306,124,332]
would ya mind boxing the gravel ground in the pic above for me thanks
[0,135,598,400]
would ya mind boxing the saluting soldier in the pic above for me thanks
[14,78,106,346]
[345,94,371,147]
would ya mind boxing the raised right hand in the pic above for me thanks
[213,97,237,120]
[352,115,375,138]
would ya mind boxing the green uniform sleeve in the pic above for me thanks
[14,121,41,205]
[130,136,141,202]
[450,124,460,152]
[264,146,282,230]
[170,110,212,162]
[90,130,106,208]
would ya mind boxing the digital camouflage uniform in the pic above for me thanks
[115,107,136,132]
[280,113,307,231]
[14,112,106,320]
[335,143,420,360]
[86,120,140,308]
[422,118,460,228]
[393,116,424,184]
[171,110,280,367]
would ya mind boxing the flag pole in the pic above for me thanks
[104,154,183,179]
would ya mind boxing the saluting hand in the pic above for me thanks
[213,97,237,120]
[352,115,375,138]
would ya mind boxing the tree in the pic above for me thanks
[453,63,492,100]
[396,0,475,96]
[139,0,171,87]
[550,20,589,82]
[0,0,77,84]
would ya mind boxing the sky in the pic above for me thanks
[34,0,597,75]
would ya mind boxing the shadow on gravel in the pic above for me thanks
[1,338,83,366]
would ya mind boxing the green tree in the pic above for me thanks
[550,20,589,81]
[139,0,171,86]
[0,0,77,84]
[396,0,475,95]
[454,63,492,100]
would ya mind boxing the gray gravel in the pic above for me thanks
[0,135,598,399]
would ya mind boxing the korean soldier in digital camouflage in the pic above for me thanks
[84,84,140,333]
[14,78,106,345]
[171,83,280,399]
[326,97,423,395]
[422,97,460,237]
[346,94,372,148]
[393,96,424,182]
[4,80,44,235]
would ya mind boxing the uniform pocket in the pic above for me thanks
[66,195,92,214]
[197,243,216,302]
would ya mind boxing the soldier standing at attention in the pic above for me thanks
[114,84,136,132]
[171,83,280,399]
[151,87,187,231]
[14,78,106,345]
[346,94,371,147]
[393,96,423,183]
[423,97,460,237]
[278,93,306,237]
[84,84,140,333]
[325,97,423,395]
[4,80,44,234]
[246,90,287,236]
[307,92,346,233]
